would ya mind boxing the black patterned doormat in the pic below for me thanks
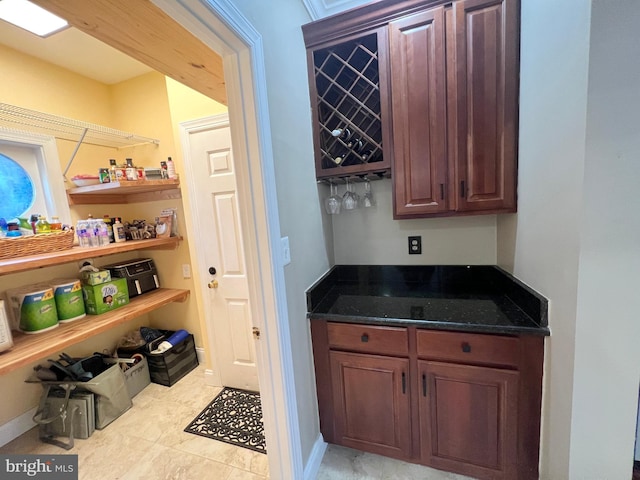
[184,387,266,454]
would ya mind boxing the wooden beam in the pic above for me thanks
[31,0,227,105]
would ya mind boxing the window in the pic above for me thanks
[0,129,70,224]
[0,153,35,220]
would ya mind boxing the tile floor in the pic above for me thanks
[1,366,475,479]
[317,444,475,480]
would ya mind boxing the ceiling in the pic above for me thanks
[0,18,152,84]
[0,0,372,86]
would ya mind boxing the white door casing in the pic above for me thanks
[157,1,306,479]
[180,114,258,391]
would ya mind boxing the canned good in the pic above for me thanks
[99,168,110,183]
[137,167,145,180]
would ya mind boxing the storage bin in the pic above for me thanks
[144,332,198,386]
[123,357,150,398]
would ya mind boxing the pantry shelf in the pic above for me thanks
[66,179,181,205]
[0,288,190,375]
[0,103,160,149]
[0,236,182,276]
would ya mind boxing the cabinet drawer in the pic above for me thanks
[417,330,519,367]
[327,323,408,356]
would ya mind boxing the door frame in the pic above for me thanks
[154,1,303,479]
[180,112,260,390]
[179,113,228,389]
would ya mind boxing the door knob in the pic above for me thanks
[208,280,219,289]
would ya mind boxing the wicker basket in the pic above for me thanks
[0,229,75,260]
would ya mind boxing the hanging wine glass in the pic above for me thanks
[342,178,359,210]
[362,178,374,207]
[324,182,342,215]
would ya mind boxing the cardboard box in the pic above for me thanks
[82,278,129,315]
[80,270,111,286]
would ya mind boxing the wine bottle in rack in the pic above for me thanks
[360,150,374,162]
[331,127,351,143]
[349,138,363,152]
[332,150,349,165]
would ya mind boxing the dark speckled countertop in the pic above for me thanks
[306,265,549,336]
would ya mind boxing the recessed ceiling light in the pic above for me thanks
[0,0,68,37]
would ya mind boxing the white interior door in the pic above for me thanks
[182,114,258,391]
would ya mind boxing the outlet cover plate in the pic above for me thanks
[408,236,422,255]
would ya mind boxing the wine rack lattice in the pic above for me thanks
[313,33,384,172]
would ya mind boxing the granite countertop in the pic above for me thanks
[306,265,550,336]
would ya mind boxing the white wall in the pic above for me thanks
[330,179,497,265]
[496,0,592,478]
[228,0,331,463]
[568,1,640,477]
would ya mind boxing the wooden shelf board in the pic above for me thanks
[66,180,181,205]
[67,179,180,195]
[0,237,181,276]
[0,288,190,376]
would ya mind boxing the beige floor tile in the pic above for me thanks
[317,445,477,480]
[120,443,234,480]
[226,466,268,480]
[0,367,269,480]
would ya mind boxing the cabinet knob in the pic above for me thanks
[361,333,369,343]
[461,342,471,353]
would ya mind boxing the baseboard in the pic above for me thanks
[0,407,37,447]
[196,346,205,365]
[303,433,327,480]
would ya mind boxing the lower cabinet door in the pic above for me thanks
[330,351,412,459]
[419,360,519,480]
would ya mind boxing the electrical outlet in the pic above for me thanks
[408,236,422,255]
[182,264,191,279]
[77,258,94,270]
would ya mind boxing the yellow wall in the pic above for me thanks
[0,46,226,427]
[162,77,228,367]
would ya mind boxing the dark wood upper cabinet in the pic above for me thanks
[389,7,448,216]
[452,0,518,213]
[303,0,519,217]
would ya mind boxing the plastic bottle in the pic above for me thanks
[35,216,51,234]
[109,159,118,182]
[86,214,98,247]
[76,220,91,247]
[96,218,110,246]
[166,157,177,180]
[113,217,127,243]
[103,215,115,243]
[29,214,39,234]
[50,216,62,232]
